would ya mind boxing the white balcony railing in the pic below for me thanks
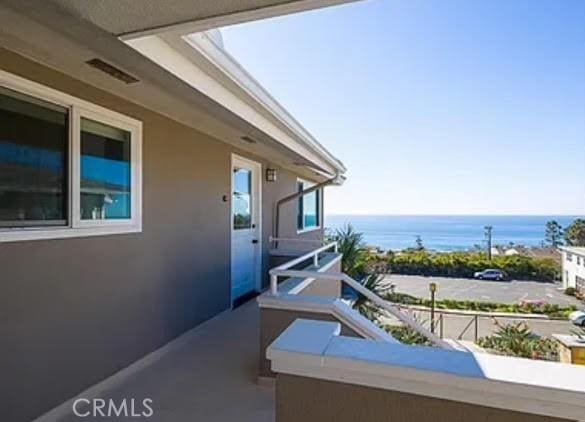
[269,240,338,295]
[268,241,455,350]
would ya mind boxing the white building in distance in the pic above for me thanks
[560,246,585,294]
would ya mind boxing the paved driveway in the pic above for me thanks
[385,274,582,306]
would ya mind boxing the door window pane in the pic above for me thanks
[0,87,68,227]
[233,168,252,230]
[80,118,131,220]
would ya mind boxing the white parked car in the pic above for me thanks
[473,269,508,281]
[569,310,585,327]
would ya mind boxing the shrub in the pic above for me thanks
[332,224,367,277]
[386,292,421,306]
[353,273,394,322]
[384,324,432,346]
[477,321,558,361]
[565,287,577,296]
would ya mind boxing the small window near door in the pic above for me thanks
[233,167,252,229]
[297,179,320,231]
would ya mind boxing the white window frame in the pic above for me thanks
[296,178,322,234]
[0,70,142,242]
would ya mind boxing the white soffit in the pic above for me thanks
[182,32,346,174]
[126,32,346,175]
[48,0,360,38]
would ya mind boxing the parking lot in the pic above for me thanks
[382,274,583,338]
[385,274,582,306]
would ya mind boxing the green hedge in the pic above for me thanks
[385,292,576,318]
[385,251,559,282]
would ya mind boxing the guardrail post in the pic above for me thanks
[270,274,278,295]
[439,314,444,339]
[334,242,338,253]
[474,315,479,343]
[313,252,319,267]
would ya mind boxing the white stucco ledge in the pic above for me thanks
[258,293,397,343]
[267,319,585,421]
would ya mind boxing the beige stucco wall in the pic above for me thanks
[0,48,324,421]
[297,256,342,298]
[261,170,325,287]
[276,374,575,422]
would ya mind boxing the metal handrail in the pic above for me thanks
[269,268,456,350]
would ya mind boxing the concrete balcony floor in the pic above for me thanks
[57,301,273,422]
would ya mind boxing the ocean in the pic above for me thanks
[324,215,583,252]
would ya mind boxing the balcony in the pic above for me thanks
[261,241,585,422]
[49,241,585,422]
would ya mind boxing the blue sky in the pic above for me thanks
[221,0,585,215]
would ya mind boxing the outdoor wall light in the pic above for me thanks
[266,168,277,182]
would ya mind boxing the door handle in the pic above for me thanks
[251,239,259,244]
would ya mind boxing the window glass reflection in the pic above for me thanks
[233,168,251,230]
[0,87,68,227]
[80,118,131,220]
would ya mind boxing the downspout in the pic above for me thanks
[272,174,345,249]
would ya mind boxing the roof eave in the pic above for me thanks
[181,31,346,174]
[129,31,346,176]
